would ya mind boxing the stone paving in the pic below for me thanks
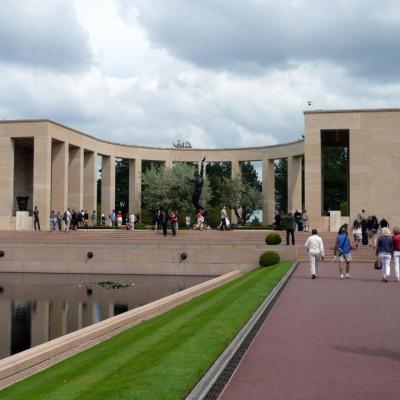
[220,261,400,400]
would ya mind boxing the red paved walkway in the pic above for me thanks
[220,262,400,400]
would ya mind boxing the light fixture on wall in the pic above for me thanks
[87,251,94,259]
[0,250,4,257]
[180,252,188,261]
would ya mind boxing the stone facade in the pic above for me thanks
[1,108,399,231]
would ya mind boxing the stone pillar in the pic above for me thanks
[84,151,97,213]
[68,146,84,211]
[101,155,116,219]
[51,141,68,213]
[231,160,241,179]
[0,137,14,230]
[287,155,302,213]
[262,159,275,225]
[304,126,322,228]
[129,158,141,215]
[33,136,52,230]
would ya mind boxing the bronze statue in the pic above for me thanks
[190,157,206,211]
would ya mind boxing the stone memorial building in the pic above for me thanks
[1,108,399,231]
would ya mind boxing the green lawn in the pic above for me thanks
[0,262,293,400]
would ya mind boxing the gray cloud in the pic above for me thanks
[0,1,93,72]
[130,0,400,81]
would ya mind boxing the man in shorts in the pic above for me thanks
[334,226,352,279]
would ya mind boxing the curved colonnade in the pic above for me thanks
[0,119,304,230]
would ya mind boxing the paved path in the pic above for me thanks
[220,262,400,400]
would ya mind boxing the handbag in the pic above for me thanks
[374,259,382,270]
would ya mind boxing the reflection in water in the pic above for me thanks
[0,273,211,360]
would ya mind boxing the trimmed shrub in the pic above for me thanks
[259,251,280,267]
[134,223,146,229]
[265,232,282,245]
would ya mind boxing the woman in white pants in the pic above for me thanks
[376,227,393,282]
[304,229,325,279]
[391,227,400,281]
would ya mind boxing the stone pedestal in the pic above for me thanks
[329,211,341,233]
[16,211,33,230]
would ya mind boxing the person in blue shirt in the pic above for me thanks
[334,226,352,279]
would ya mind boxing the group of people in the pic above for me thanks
[49,209,96,232]
[305,214,400,282]
[274,209,309,233]
[108,210,139,230]
[154,209,178,236]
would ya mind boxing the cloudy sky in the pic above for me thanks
[1,0,400,148]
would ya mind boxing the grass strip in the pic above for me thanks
[0,262,293,400]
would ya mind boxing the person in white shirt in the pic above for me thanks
[304,229,325,279]
[129,213,136,230]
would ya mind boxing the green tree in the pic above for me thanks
[115,159,129,213]
[142,164,211,215]
[275,159,288,213]
[172,140,193,148]
[240,161,261,191]
[322,147,348,215]
[206,162,231,207]
[220,176,263,225]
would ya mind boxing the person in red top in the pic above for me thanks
[170,211,178,236]
[392,227,400,281]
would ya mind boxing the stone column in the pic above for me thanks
[0,137,14,230]
[304,127,322,227]
[165,160,173,169]
[129,158,141,215]
[262,159,275,225]
[33,136,52,230]
[68,146,84,211]
[84,151,97,213]
[101,155,116,219]
[51,141,68,213]
[287,155,302,213]
[231,160,241,179]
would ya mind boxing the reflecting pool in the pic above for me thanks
[0,273,212,360]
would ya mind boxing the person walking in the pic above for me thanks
[90,210,96,226]
[334,226,352,279]
[220,206,228,231]
[195,209,204,231]
[64,208,72,232]
[33,206,40,231]
[304,229,324,279]
[50,210,57,232]
[352,220,362,251]
[170,211,178,236]
[391,227,400,282]
[160,209,169,236]
[285,212,296,245]
[301,210,309,232]
[376,227,393,282]
[56,211,63,231]
[130,213,136,230]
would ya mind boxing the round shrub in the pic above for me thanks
[259,251,280,267]
[265,232,282,245]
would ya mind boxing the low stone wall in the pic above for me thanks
[0,243,297,275]
[0,270,242,384]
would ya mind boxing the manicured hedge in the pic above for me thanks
[259,251,280,267]
[265,232,282,245]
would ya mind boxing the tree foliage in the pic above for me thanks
[322,147,348,215]
[219,176,263,225]
[205,162,231,207]
[172,140,193,148]
[142,164,211,215]
[241,161,261,191]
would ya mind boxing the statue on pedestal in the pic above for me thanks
[190,157,206,212]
